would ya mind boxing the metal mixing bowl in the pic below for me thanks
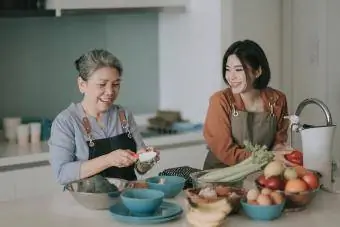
[64,178,129,210]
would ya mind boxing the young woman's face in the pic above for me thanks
[78,67,121,113]
[225,54,260,94]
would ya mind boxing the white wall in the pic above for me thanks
[158,0,224,123]
[232,0,282,89]
[158,0,282,123]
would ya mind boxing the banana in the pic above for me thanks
[188,207,226,222]
[186,210,226,227]
[188,197,232,214]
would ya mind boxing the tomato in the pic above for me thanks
[302,172,319,190]
[284,154,303,166]
[289,150,303,159]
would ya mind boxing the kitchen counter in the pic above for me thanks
[0,182,339,227]
[0,131,205,171]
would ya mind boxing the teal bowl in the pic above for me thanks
[120,189,164,216]
[145,176,186,198]
[241,199,285,221]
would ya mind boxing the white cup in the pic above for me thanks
[17,124,30,146]
[30,122,41,144]
[3,117,21,143]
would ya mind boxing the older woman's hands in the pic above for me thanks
[106,149,137,168]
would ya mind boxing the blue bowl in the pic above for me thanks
[241,199,285,221]
[120,189,164,216]
[145,176,186,198]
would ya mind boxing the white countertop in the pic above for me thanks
[0,131,204,167]
[0,183,339,227]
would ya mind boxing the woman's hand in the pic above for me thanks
[137,146,160,162]
[273,151,296,166]
[105,149,137,168]
[272,143,298,167]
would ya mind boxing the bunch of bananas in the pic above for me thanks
[185,189,232,227]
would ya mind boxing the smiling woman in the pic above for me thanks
[48,49,159,185]
[203,40,290,170]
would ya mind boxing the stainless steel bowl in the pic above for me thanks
[64,178,129,210]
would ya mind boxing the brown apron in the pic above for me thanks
[203,92,277,169]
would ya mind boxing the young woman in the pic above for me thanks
[49,49,158,185]
[203,40,290,170]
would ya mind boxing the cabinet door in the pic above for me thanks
[0,172,16,202]
[14,166,62,200]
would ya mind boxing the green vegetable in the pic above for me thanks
[198,141,274,182]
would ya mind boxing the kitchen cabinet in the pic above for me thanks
[0,166,62,202]
[0,143,207,201]
[14,166,62,200]
[0,172,16,202]
[45,0,189,16]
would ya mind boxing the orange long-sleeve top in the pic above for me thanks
[203,87,289,166]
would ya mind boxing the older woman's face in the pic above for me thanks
[225,54,260,94]
[78,67,121,113]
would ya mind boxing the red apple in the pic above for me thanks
[302,172,319,190]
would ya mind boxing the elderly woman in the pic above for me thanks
[203,40,291,170]
[49,49,158,185]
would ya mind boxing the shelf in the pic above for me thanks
[0,9,55,18]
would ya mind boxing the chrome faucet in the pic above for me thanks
[294,98,333,126]
[289,98,333,146]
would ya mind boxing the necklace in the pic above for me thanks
[96,116,105,129]
[81,104,109,130]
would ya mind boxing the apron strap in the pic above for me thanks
[225,90,239,117]
[268,96,279,116]
[82,117,92,135]
[81,116,95,147]
[118,109,133,138]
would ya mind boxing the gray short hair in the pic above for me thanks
[74,49,123,81]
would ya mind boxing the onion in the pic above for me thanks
[264,161,285,178]
[261,188,272,195]
[257,194,272,206]
[284,168,298,180]
[270,191,284,204]
[199,187,217,199]
[246,189,260,201]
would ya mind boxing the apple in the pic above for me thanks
[302,172,319,190]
